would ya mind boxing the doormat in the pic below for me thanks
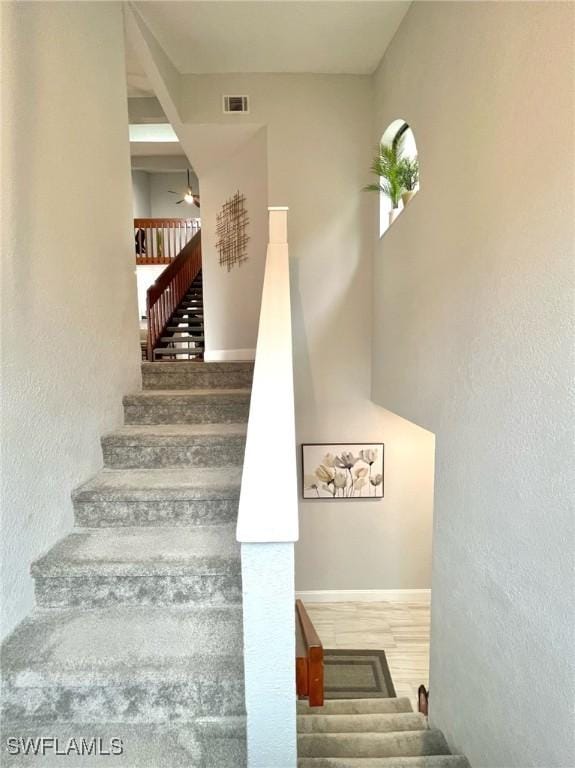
[324,649,396,699]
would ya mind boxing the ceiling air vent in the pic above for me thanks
[223,95,249,114]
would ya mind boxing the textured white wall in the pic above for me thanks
[1,2,141,640]
[178,73,435,590]
[372,3,575,766]
[136,265,164,319]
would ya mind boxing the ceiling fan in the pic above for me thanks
[168,169,200,207]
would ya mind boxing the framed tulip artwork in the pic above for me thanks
[302,443,384,499]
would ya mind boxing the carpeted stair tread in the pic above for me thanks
[31,526,242,608]
[2,605,243,679]
[72,467,243,527]
[122,389,251,425]
[101,424,247,469]
[2,606,245,724]
[31,525,240,576]
[141,361,254,391]
[74,466,242,501]
[124,388,251,399]
[102,423,247,444]
[297,758,470,768]
[194,716,247,767]
[298,699,413,716]
[1,361,249,746]
[1,605,244,714]
[297,730,449,759]
[297,713,428,734]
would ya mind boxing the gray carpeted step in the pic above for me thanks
[298,731,449,759]
[73,467,241,527]
[123,390,250,425]
[142,361,254,391]
[101,424,247,469]
[298,699,413,716]
[194,716,247,767]
[2,605,244,725]
[297,758,470,768]
[297,713,428,734]
[32,525,241,608]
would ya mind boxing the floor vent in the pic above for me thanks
[223,95,249,114]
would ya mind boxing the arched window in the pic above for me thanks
[377,119,419,237]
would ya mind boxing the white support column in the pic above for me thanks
[241,543,296,767]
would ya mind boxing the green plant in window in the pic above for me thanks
[364,143,404,209]
[365,136,419,208]
[398,157,419,192]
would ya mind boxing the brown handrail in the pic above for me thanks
[295,599,324,707]
[134,218,200,265]
[146,229,202,360]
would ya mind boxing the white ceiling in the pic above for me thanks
[132,1,411,75]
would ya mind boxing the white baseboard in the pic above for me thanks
[204,348,256,362]
[295,589,431,604]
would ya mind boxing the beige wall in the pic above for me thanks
[1,2,141,640]
[372,3,575,765]
[178,73,435,590]
[200,128,268,360]
[132,170,151,217]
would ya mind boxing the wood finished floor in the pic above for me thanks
[304,599,430,711]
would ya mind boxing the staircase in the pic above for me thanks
[1,361,253,767]
[153,270,205,360]
[297,699,470,768]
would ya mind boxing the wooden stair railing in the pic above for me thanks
[296,599,324,707]
[146,229,201,360]
[134,218,200,265]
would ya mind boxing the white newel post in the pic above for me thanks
[238,207,298,767]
